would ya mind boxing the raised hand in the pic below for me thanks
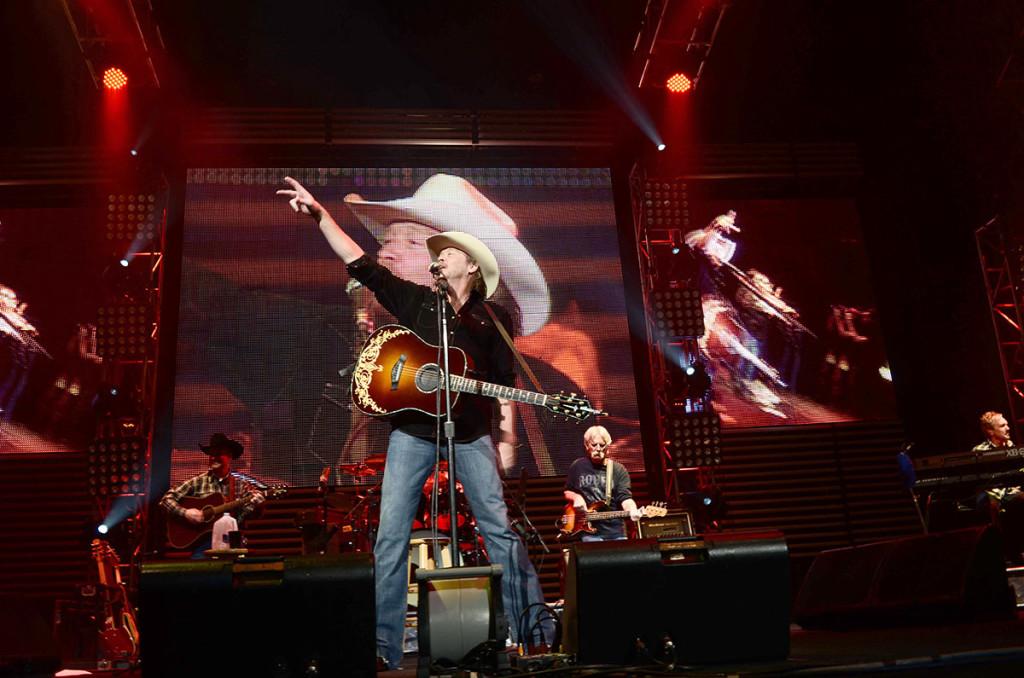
[277,176,323,218]
[278,176,365,263]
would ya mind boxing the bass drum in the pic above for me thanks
[419,464,473,531]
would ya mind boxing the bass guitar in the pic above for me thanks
[351,325,603,421]
[556,501,668,541]
[90,539,139,663]
[166,485,288,549]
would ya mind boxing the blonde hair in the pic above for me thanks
[583,425,612,446]
[980,411,1004,433]
[466,258,486,296]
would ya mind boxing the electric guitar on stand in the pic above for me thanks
[556,501,668,541]
[90,539,139,664]
[350,325,604,421]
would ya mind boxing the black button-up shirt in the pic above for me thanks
[346,255,516,442]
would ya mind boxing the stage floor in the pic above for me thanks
[375,612,1024,677]
[50,611,1024,676]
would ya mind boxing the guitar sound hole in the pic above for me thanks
[415,364,442,393]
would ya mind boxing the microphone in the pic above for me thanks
[430,261,449,291]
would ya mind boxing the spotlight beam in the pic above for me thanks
[524,2,664,149]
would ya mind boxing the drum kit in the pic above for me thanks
[298,454,485,563]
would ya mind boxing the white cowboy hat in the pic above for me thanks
[343,173,551,335]
[425,232,499,299]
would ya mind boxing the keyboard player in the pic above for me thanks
[972,411,1024,563]
[973,411,1014,452]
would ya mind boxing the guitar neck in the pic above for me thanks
[451,375,547,407]
[210,498,247,518]
[586,510,631,521]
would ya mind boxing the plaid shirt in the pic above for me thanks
[160,471,265,521]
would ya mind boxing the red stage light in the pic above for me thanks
[102,67,128,91]
[666,73,692,94]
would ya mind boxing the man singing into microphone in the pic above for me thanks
[278,176,551,669]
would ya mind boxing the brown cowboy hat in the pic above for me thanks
[199,433,244,459]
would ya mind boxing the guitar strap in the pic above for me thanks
[605,460,614,506]
[481,302,555,474]
[481,303,546,395]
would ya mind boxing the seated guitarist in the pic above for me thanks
[160,433,265,557]
[563,426,641,541]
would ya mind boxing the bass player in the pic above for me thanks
[563,425,642,541]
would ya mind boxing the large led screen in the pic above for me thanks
[172,167,643,487]
[0,206,109,454]
[680,193,897,427]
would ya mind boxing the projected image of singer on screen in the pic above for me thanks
[684,199,895,427]
[172,167,641,487]
[324,173,607,476]
[331,173,549,473]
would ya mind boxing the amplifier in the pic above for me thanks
[637,510,694,539]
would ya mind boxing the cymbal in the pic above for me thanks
[339,462,377,477]
[363,454,387,470]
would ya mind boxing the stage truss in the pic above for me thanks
[976,217,1024,432]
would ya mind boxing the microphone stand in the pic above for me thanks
[435,277,461,567]
[507,493,549,554]
[317,467,331,554]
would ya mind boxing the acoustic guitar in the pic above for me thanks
[351,324,603,421]
[90,539,139,663]
[166,485,287,549]
[556,501,668,541]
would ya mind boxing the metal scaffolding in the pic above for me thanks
[976,217,1024,431]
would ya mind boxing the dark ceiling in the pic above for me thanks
[5,1,1023,151]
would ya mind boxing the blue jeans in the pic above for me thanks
[374,429,550,668]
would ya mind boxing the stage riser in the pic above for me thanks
[794,526,1016,628]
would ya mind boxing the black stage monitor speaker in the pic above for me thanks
[563,530,790,666]
[139,553,375,677]
[794,525,1015,628]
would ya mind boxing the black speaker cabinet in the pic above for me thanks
[563,530,790,666]
[139,553,375,677]
[794,525,1015,628]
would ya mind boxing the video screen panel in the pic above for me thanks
[679,192,896,427]
[0,206,108,454]
[172,167,643,486]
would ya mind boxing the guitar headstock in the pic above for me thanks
[640,501,668,519]
[246,483,289,500]
[91,538,118,563]
[545,392,607,422]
